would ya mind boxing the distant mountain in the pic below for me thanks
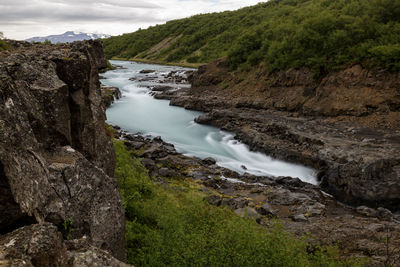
[26,31,110,44]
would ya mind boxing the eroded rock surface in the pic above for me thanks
[0,41,126,264]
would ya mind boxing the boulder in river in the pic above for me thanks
[140,69,156,74]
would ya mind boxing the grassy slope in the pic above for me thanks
[113,139,364,266]
[103,0,400,73]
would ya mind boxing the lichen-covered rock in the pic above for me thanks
[0,223,129,267]
[0,41,125,261]
[0,223,68,266]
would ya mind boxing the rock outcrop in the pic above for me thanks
[0,40,126,264]
[155,60,400,211]
[101,85,122,108]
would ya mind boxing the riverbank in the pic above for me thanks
[110,57,202,68]
[109,125,400,265]
[153,59,400,211]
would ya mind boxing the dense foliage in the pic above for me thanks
[114,140,363,266]
[103,0,400,72]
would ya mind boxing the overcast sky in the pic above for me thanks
[0,0,263,40]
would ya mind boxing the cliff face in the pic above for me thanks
[188,60,400,130]
[0,41,126,264]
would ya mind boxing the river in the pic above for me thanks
[101,60,317,184]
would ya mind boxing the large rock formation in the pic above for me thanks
[0,40,126,264]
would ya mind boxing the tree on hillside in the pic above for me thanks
[0,32,4,39]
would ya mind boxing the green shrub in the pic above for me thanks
[114,140,363,266]
[104,0,400,73]
[369,44,400,70]
[0,40,9,52]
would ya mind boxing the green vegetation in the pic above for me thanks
[114,140,363,266]
[0,40,9,52]
[104,0,400,73]
[62,218,75,240]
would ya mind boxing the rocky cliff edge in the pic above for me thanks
[0,40,126,265]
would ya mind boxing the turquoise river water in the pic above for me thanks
[101,60,317,184]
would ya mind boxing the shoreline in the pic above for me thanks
[110,57,202,69]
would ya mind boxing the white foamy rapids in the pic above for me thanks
[103,60,318,185]
[195,130,316,184]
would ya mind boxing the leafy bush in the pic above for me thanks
[114,140,363,266]
[104,0,400,72]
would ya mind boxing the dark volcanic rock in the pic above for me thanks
[139,69,155,74]
[0,40,125,261]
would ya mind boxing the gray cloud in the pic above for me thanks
[0,0,262,40]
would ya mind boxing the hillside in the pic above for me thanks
[103,0,400,72]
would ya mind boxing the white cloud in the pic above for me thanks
[0,0,263,40]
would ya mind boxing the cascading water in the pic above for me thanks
[101,60,317,184]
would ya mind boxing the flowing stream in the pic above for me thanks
[101,60,317,184]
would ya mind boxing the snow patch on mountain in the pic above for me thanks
[26,31,111,44]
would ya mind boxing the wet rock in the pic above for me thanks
[139,76,157,82]
[202,157,217,165]
[153,136,163,143]
[139,69,155,74]
[151,85,173,92]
